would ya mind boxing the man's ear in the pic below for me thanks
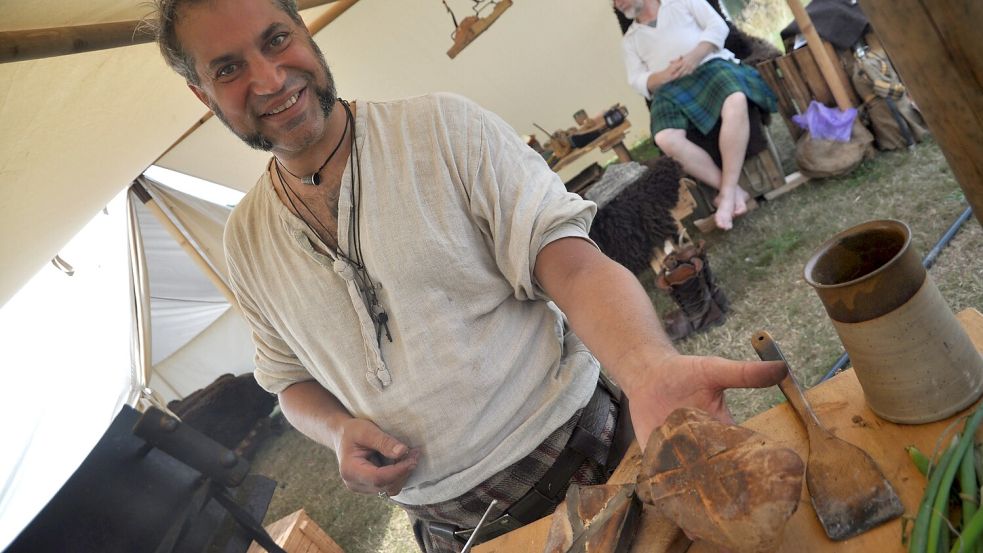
[188,83,211,109]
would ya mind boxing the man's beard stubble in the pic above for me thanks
[212,40,338,152]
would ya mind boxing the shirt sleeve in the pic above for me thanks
[688,0,728,50]
[225,231,314,394]
[451,94,598,301]
[622,33,654,99]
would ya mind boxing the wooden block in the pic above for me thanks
[543,484,643,553]
[775,55,812,115]
[247,509,344,553]
[764,172,809,201]
[791,47,835,106]
[757,59,803,140]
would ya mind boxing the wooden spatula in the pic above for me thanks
[751,331,904,541]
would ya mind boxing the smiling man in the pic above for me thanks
[149,1,784,551]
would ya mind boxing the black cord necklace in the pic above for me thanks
[274,107,350,186]
[273,99,392,345]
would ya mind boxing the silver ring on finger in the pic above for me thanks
[378,490,389,499]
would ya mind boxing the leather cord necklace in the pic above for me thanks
[274,106,350,186]
[273,99,392,345]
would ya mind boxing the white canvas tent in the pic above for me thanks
[0,175,254,548]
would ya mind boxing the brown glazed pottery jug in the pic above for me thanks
[804,219,983,423]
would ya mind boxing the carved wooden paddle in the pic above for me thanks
[752,331,904,541]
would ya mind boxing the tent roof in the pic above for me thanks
[0,0,652,308]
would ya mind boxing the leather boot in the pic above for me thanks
[664,240,729,313]
[657,257,726,341]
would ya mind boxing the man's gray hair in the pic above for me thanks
[147,0,305,85]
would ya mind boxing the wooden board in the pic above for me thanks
[858,0,983,228]
[476,308,983,553]
[791,47,835,107]
[756,59,803,140]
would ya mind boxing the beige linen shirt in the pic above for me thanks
[225,93,601,505]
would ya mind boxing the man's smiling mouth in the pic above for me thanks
[264,90,301,116]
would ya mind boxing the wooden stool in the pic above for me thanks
[247,509,344,553]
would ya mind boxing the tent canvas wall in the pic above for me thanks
[0,178,254,548]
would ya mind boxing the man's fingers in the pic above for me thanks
[702,357,787,390]
[345,448,420,495]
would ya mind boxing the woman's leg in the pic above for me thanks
[714,92,751,230]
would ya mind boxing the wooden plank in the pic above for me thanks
[791,47,835,106]
[764,171,809,201]
[858,0,983,227]
[0,0,340,64]
[757,59,803,140]
[775,55,813,115]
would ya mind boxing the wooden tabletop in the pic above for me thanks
[476,308,983,553]
[550,120,632,173]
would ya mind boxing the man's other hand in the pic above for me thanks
[335,418,421,496]
[626,355,786,450]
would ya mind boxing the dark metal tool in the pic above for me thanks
[752,331,904,541]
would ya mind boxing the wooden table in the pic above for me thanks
[549,120,633,173]
[476,308,983,553]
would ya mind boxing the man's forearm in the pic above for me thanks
[278,380,353,452]
[534,239,676,395]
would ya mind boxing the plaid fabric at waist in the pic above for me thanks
[650,58,778,136]
[397,389,618,553]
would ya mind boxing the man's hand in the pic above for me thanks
[335,418,421,496]
[668,51,701,79]
[625,354,786,450]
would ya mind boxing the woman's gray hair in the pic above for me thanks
[145,0,304,85]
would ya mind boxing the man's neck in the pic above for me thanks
[635,0,660,25]
[276,100,353,183]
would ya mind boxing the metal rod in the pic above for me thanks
[461,499,498,553]
[819,204,974,383]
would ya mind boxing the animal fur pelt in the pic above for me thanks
[589,157,683,274]
[167,373,278,458]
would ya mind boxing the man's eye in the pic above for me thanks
[216,64,239,79]
[270,33,288,48]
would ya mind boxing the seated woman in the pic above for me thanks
[615,0,777,230]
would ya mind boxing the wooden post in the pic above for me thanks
[858,0,983,227]
[785,0,854,111]
[0,0,340,64]
[130,182,239,308]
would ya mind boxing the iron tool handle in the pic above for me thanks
[751,331,824,431]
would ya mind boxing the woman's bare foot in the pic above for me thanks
[733,186,750,216]
[714,188,737,230]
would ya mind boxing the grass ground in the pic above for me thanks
[248,126,983,552]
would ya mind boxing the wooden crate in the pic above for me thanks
[756,39,860,140]
[247,509,344,553]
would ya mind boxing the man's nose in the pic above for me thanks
[249,56,286,96]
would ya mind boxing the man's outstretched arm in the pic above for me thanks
[533,237,785,448]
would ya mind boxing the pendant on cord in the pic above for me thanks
[302,173,321,186]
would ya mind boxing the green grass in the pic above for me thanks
[247,130,983,552]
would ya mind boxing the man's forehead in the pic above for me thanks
[175,0,296,47]
[175,0,299,63]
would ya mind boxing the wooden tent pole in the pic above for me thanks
[130,182,239,307]
[857,0,983,227]
[0,0,338,64]
[150,0,360,167]
[785,0,854,111]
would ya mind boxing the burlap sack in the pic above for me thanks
[795,119,875,178]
